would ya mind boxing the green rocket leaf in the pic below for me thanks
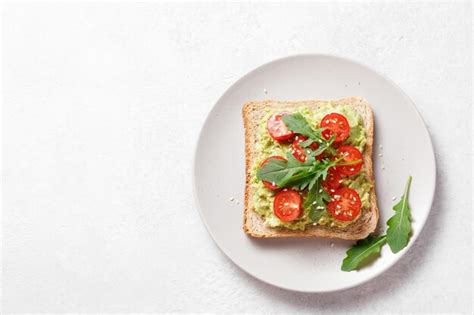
[341,235,387,271]
[386,176,413,253]
[303,179,331,222]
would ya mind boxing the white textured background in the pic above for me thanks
[2,2,472,313]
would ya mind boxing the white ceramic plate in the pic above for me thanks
[193,54,436,292]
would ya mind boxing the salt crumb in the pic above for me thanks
[379,144,383,149]
[378,153,383,157]
[392,196,396,201]
[236,200,240,205]
[229,197,234,201]
[263,88,268,94]
[330,242,335,248]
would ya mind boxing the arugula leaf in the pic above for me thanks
[278,153,317,187]
[341,235,387,271]
[299,138,318,148]
[386,176,413,253]
[307,174,318,191]
[317,159,333,181]
[286,158,336,190]
[257,151,338,191]
[256,158,291,186]
[256,153,314,187]
[282,113,324,139]
[303,179,331,222]
[309,207,326,222]
[286,172,318,191]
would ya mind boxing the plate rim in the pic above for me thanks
[192,53,437,293]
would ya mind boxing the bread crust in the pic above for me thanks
[242,97,379,240]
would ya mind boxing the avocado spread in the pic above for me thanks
[251,103,372,230]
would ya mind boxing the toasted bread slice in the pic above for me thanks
[242,97,379,240]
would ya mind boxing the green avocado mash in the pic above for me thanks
[251,102,372,230]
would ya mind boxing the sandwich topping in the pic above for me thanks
[251,104,371,230]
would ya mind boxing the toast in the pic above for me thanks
[242,97,379,240]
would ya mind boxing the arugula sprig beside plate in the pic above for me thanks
[342,176,413,271]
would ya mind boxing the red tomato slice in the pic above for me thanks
[260,156,286,190]
[291,135,322,162]
[322,168,342,194]
[320,113,350,143]
[273,189,302,222]
[327,188,361,221]
[336,145,363,176]
[267,112,295,141]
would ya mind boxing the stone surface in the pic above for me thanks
[2,2,472,313]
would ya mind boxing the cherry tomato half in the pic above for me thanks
[267,112,295,141]
[336,145,363,176]
[322,168,342,194]
[273,189,302,222]
[290,135,316,162]
[327,188,361,221]
[320,113,350,143]
[260,156,286,190]
[291,135,323,162]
